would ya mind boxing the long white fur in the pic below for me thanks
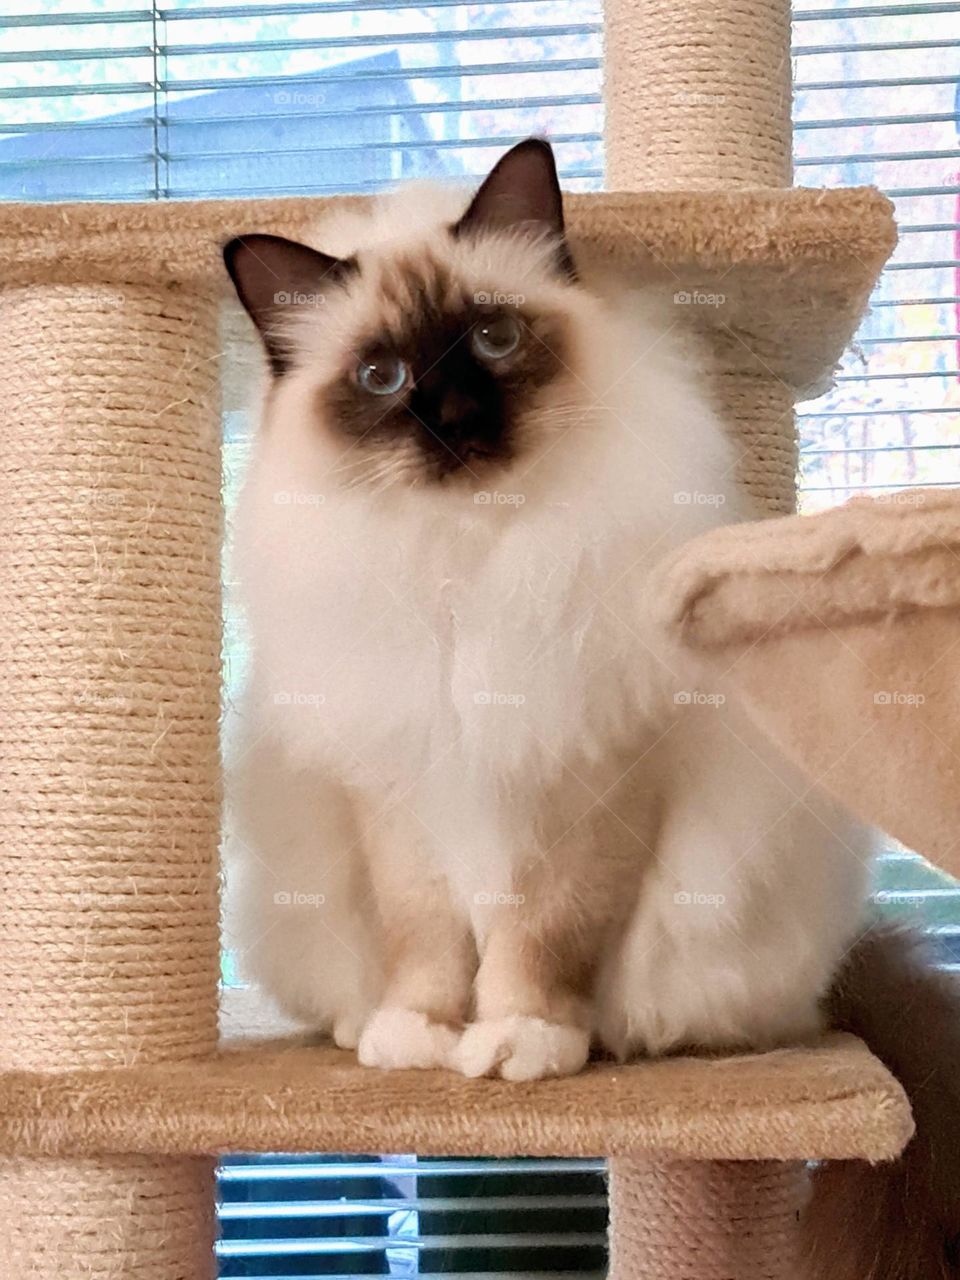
[225,181,870,1073]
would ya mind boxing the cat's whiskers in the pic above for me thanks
[341,450,417,494]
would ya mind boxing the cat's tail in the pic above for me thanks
[801,923,960,1279]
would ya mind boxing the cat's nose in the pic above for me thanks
[437,388,480,430]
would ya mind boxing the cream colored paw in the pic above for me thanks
[454,1016,590,1081]
[357,1007,459,1071]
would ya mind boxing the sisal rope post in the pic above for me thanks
[0,284,222,1277]
[603,0,792,191]
[607,1159,808,1280]
[721,376,797,517]
[603,0,805,1271]
[603,0,798,517]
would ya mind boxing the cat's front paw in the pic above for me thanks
[357,1007,460,1071]
[454,1016,589,1081]
[332,1010,367,1051]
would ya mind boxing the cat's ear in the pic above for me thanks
[452,138,575,279]
[223,234,356,375]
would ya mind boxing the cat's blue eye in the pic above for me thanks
[471,312,521,361]
[357,351,409,396]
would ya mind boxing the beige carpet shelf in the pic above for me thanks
[0,1031,911,1164]
[0,186,894,398]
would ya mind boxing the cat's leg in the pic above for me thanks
[453,800,649,1082]
[454,895,593,1082]
[356,805,477,1071]
[595,700,871,1059]
[224,735,380,1049]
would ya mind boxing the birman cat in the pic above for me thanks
[224,139,959,1280]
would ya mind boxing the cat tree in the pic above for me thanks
[3,0,951,1273]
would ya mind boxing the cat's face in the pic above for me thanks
[224,139,581,489]
[319,257,571,484]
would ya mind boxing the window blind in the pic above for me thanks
[216,1155,607,1277]
[793,0,960,511]
[0,0,603,201]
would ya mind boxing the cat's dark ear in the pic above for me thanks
[223,234,356,375]
[452,138,575,279]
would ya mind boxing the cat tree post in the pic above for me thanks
[0,282,223,1276]
[603,0,804,1271]
[605,0,796,516]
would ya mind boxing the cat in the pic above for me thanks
[221,137,869,1083]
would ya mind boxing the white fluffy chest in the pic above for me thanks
[251,540,652,791]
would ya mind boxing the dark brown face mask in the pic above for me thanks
[221,137,576,484]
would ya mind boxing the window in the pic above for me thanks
[0,1,602,201]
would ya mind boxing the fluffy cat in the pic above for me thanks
[222,138,868,1080]
[222,138,960,1280]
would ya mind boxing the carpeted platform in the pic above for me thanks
[0,988,911,1162]
[0,187,895,398]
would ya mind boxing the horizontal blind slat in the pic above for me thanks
[217,1159,606,1180]
[216,1232,607,1255]
[219,1195,608,1217]
[0,0,561,25]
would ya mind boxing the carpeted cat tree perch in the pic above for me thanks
[1,0,958,1275]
